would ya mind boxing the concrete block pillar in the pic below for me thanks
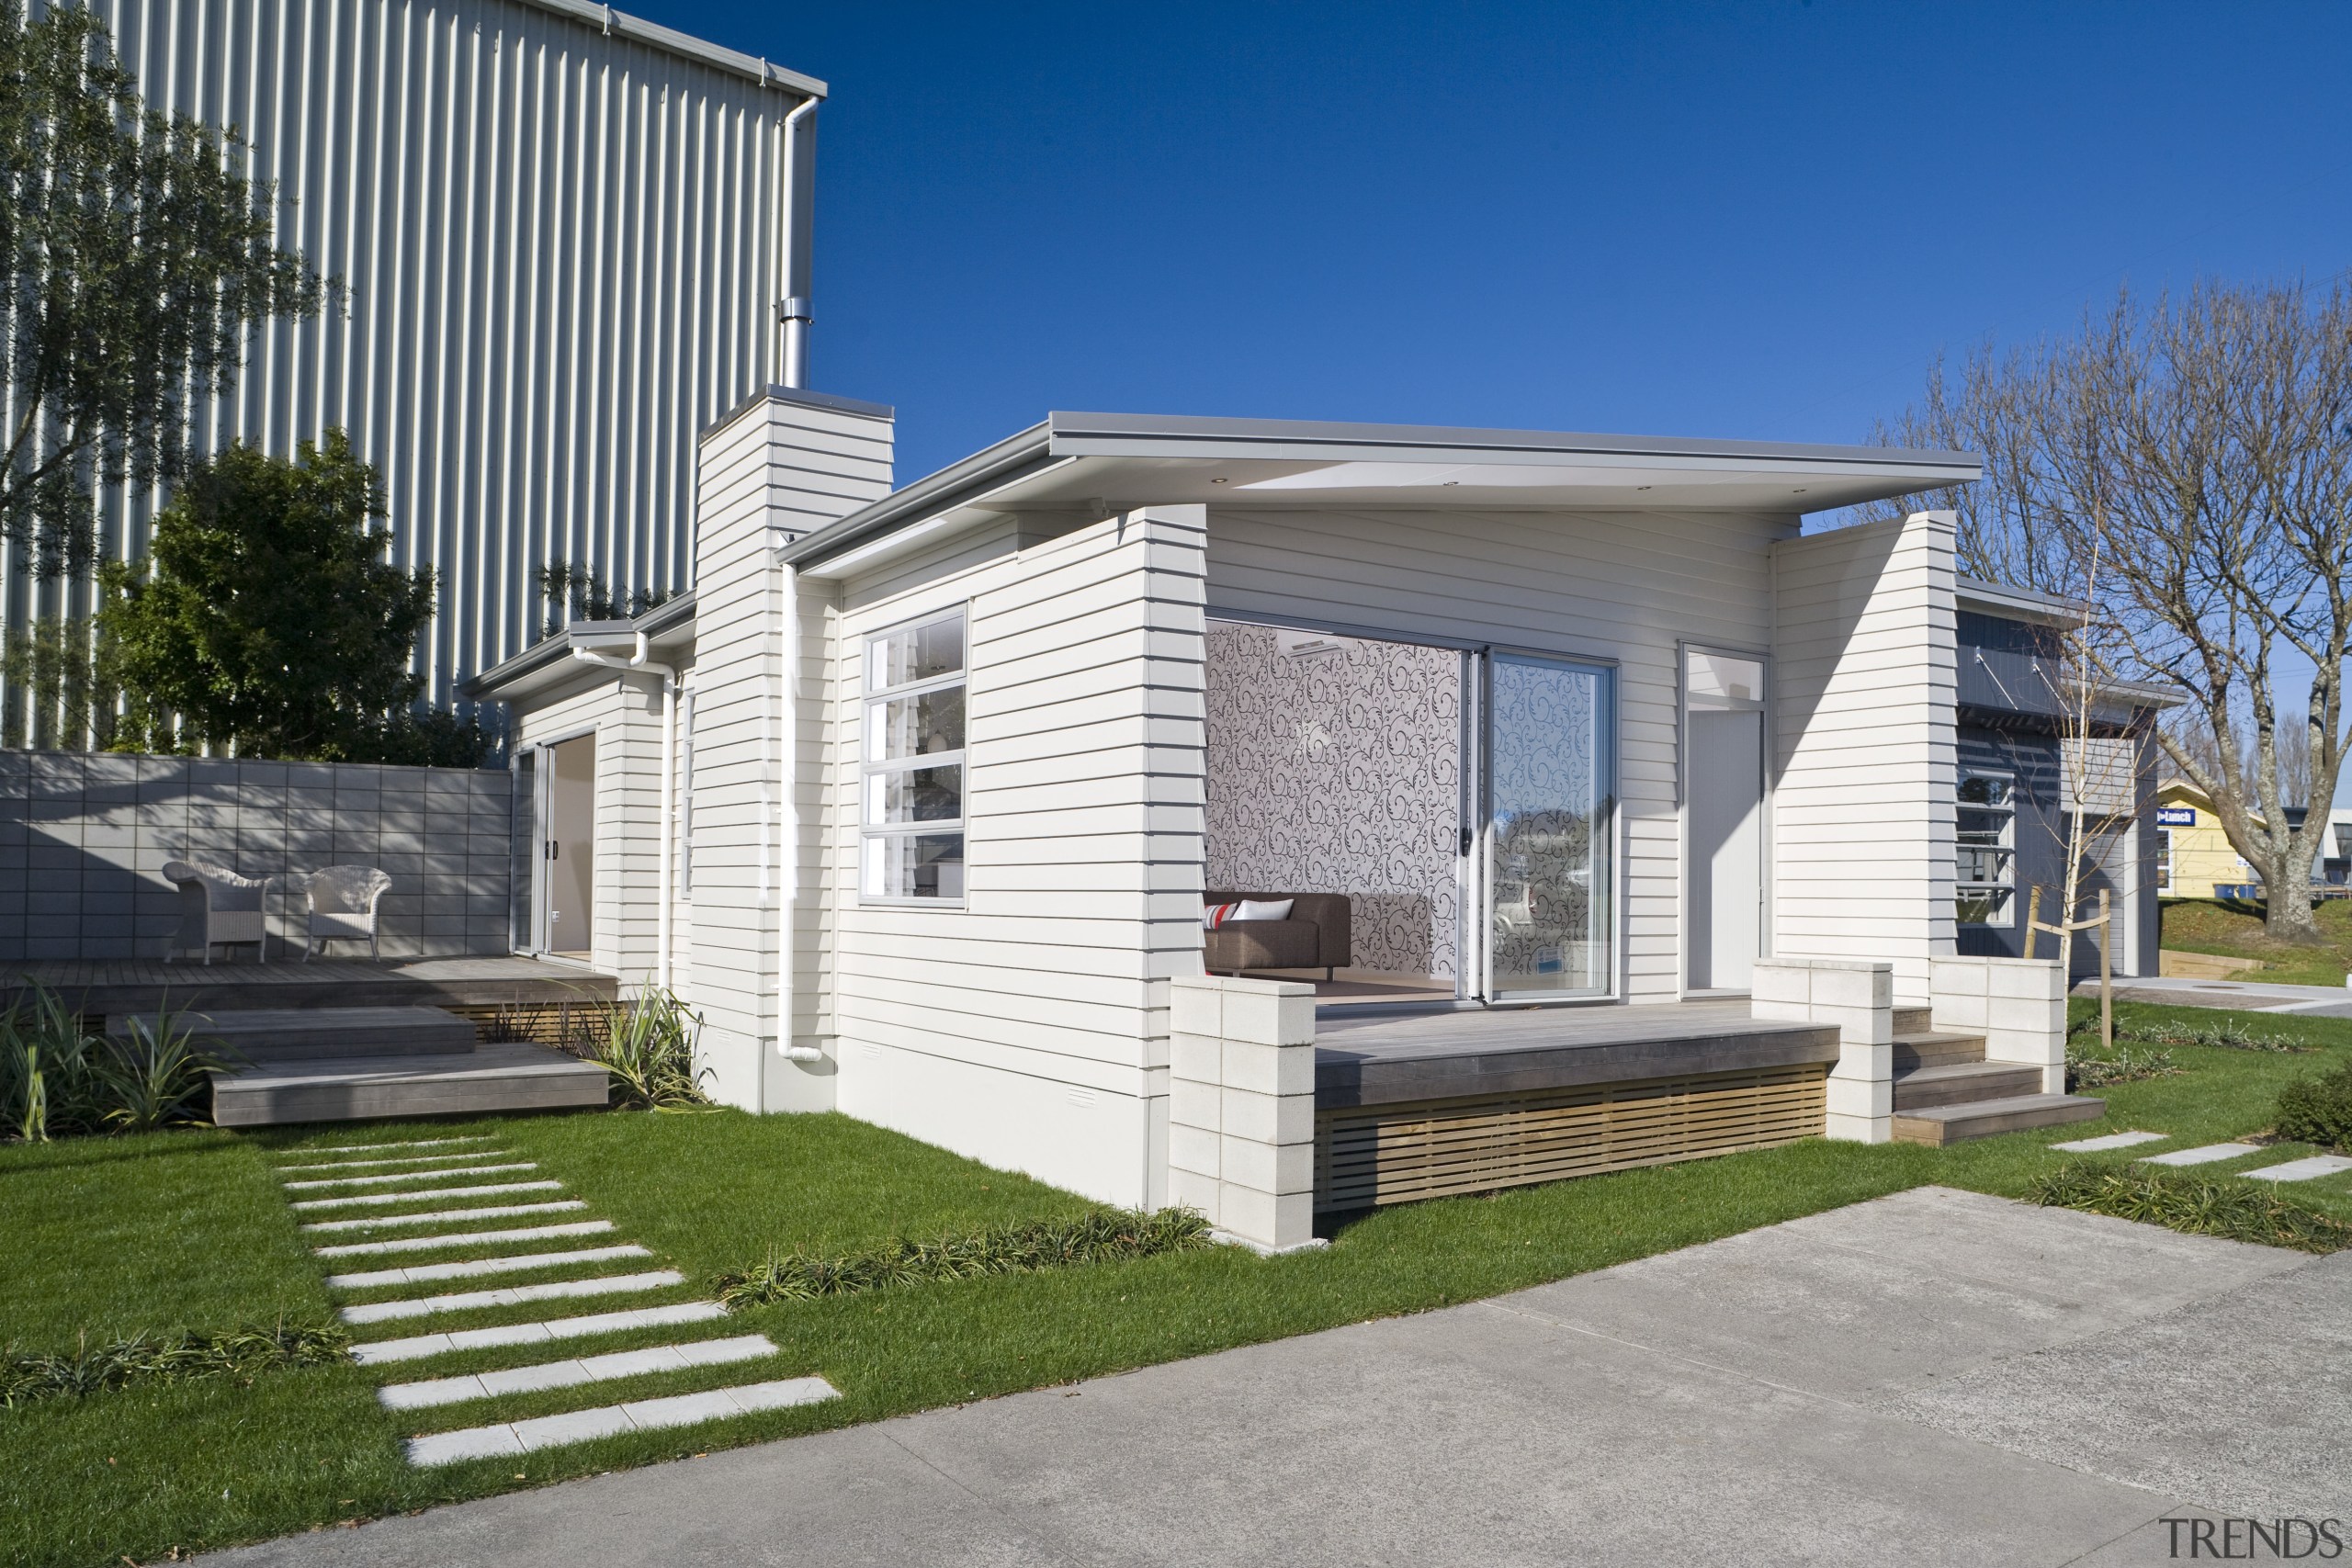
[1753,956,1894,1143]
[1167,975,1322,1253]
[1932,956,2066,1094]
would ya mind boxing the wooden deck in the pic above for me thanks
[2,954,617,1018]
[1312,1001,1844,1213]
[1314,1000,1842,1108]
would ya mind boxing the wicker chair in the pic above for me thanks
[161,860,270,964]
[301,865,394,960]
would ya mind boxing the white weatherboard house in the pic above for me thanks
[473,396,2099,1250]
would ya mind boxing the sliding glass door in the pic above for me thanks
[1484,652,1616,998]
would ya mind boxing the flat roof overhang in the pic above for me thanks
[464,592,697,703]
[784,411,1982,581]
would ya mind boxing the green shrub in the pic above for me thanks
[589,986,715,1111]
[716,1207,1216,1306]
[2027,1162,2352,1253]
[1,1322,349,1407]
[0,988,228,1141]
[2273,1058,2352,1151]
[2065,1043,2182,1091]
[2115,1017,2314,1052]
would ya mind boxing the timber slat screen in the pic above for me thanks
[1315,1063,1828,1212]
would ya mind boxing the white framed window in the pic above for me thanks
[860,608,967,903]
[1957,766,2016,926]
[2155,828,2172,894]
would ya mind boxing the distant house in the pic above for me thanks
[1952,583,2177,979]
[2155,779,2343,898]
[2154,780,2255,898]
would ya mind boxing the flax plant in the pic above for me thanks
[590,985,716,1111]
[0,987,229,1140]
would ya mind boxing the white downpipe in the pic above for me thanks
[571,634,677,991]
[778,564,820,1063]
[777,96,818,389]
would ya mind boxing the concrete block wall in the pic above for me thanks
[0,750,513,962]
[1753,956,1894,1144]
[1167,975,1320,1253]
[1931,956,2066,1094]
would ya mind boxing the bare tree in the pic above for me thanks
[2163,708,2226,787]
[1868,280,2352,945]
[2263,711,2313,813]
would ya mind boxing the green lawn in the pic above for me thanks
[6,1000,2351,1568]
[2161,896,2352,985]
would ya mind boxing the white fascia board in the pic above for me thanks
[795,457,1081,581]
[1042,410,1978,475]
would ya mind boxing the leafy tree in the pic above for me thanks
[0,0,325,581]
[0,604,115,749]
[100,432,485,764]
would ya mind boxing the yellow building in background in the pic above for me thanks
[2155,780,2262,899]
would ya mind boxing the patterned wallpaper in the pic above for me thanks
[1204,622,1462,978]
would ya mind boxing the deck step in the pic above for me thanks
[1892,1030,1987,1069]
[1892,1006,1934,1034]
[115,1006,478,1060]
[210,1041,610,1127]
[1892,1092,2107,1146]
[1892,1060,2046,1110]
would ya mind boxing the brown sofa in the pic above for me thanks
[1203,891,1351,979]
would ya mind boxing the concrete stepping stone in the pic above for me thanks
[2050,1130,2169,1153]
[285,1135,499,1156]
[405,1375,841,1466]
[278,1150,513,1174]
[302,1201,586,1233]
[350,1302,730,1365]
[314,1221,616,1258]
[2243,1155,2352,1183]
[292,1180,562,1211]
[328,1246,651,1290]
[282,1162,538,1191]
[378,1335,779,1411]
[2140,1143,2265,1167]
[339,1269,686,1325]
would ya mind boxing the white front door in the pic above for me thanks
[1685,650,1766,992]
[541,733,596,957]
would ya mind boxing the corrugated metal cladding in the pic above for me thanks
[4,0,819,723]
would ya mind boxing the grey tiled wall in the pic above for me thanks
[0,750,514,963]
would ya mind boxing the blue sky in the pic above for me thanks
[640,0,2352,478]
[642,0,2352,797]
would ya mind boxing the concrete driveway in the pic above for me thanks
[2098,974,2352,1019]
[207,1186,2348,1567]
